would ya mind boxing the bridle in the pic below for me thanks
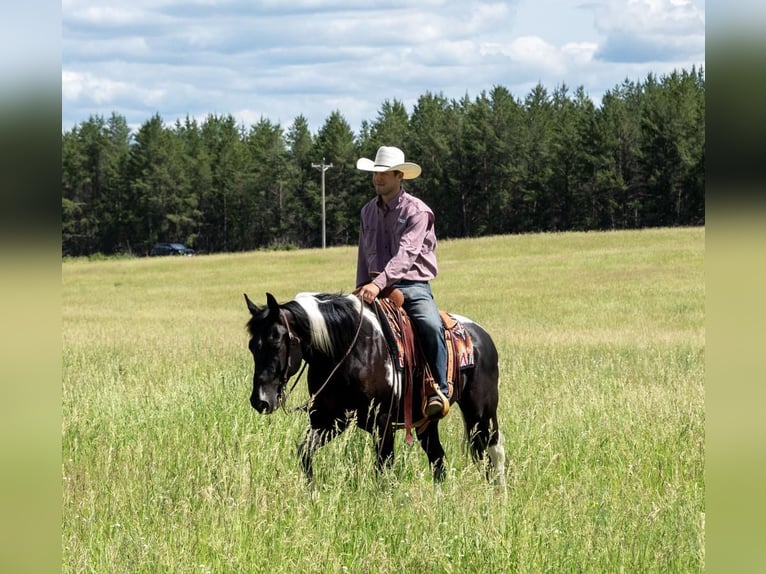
[277,309,302,382]
[276,309,306,404]
[276,302,367,413]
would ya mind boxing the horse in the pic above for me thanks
[244,291,506,484]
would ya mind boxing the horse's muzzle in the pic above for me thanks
[250,385,283,414]
[250,396,273,414]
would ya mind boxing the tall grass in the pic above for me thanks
[62,227,704,573]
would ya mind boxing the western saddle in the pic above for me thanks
[372,290,474,443]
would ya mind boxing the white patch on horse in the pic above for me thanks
[340,296,385,339]
[361,300,396,390]
[387,359,399,395]
[449,313,490,332]
[488,433,507,488]
[449,313,473,325]
[294,294,333,354]
[365,311,384,336]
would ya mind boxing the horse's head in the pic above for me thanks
[244,292,303,414]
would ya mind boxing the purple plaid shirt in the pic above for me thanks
[356,189,439,290]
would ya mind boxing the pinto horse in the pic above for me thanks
[244,291,505,484]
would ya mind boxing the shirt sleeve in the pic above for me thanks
[355,221,368,288]
[372,209,432,290]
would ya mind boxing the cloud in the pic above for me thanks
[597,32,704,63]
[595,0,704,35]
[65,5,149,27]
[61,0,705,134]
[62,70,166,106]
[593,0,705,62]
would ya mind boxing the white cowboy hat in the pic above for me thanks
[356,146,422,179]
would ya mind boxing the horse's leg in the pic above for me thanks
[373,412,396,472]
[456,323,506,487]
[461,410,506,486]
[487,425,507,488]
[459,376,505,485]
[417,422,447,482]
[297,418,348,483]
[356,404,396,473]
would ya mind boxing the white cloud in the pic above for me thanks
[62,70,165,105]
[66,4,157,26]
[508,36,568,75]
[595,0,703,32]
[477,36,599,78]
[593,0,705,62]
[61,0,705,133]
[561,42,600,65]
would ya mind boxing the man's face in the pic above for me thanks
[372,170,403,201]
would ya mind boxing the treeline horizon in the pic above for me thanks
[62,66,704,257]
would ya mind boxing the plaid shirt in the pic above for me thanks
[356,189,438,290]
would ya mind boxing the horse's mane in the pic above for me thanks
[283,293,363,358]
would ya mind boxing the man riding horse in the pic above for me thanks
[353,146,450,419]
[244,145,505,484]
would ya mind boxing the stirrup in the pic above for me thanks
[425,394,449,419]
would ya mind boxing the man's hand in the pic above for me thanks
[353,282,380,304]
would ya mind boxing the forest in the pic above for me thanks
[61,67,704,256]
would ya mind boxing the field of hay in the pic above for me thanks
[62,227,704,573]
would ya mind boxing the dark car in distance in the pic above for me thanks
[149,242,195,256]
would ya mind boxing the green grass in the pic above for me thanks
[62,227,704,573]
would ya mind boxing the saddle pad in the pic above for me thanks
[441,311,475,371]
[375,299,475,376]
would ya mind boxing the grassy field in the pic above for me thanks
[62,227,705,573]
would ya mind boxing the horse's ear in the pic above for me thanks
[244,293,260,315]
[266,292,280,318]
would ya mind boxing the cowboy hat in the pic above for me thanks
[356,146,421,179]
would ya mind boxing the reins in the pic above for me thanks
[283,300,367,413]
[284,361,308,400]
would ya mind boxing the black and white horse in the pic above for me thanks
[244,292,505,484]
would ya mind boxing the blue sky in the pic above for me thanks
[61,0,705,134]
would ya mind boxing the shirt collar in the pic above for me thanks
[376,188,404,212]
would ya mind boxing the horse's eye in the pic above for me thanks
[268,332,282,346]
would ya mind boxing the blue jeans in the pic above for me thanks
[395,281,448,395]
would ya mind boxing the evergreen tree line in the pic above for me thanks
[62,67,704,256]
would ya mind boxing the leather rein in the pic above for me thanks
[278,301,367,413]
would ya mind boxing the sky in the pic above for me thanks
[61,0,706,135]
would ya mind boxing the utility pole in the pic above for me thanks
[311,157,333,248]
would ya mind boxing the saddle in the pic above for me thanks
[373,292,475,443]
